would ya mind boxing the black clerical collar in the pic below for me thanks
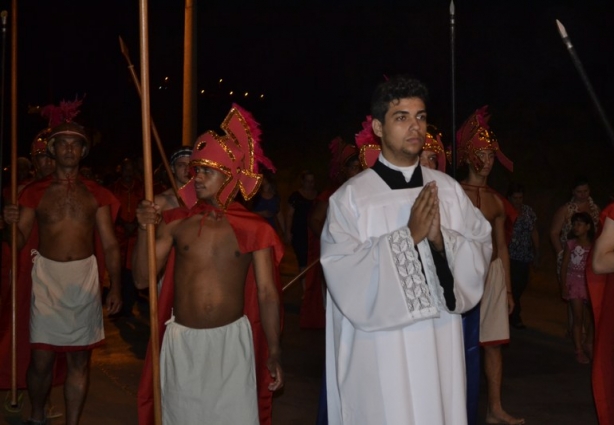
[372,160,424,189]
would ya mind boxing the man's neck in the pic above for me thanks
[55,166,80,180]
[463,173,488,187]
[381,152,419,168]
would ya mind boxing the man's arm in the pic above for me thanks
[132,200,174,289]
[593,217,614,274]
[96,205,123,315]
[550,206,566,255]
[494,207,514,314]
[252,248,283,391]
[2,204,36,249]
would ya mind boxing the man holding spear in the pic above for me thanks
[3,113,122,425]
[134,104,284,425]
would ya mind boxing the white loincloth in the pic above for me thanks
[479,258,510,344]
[30,251,104,351]
[160,315,259,425]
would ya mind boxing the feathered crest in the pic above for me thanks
[40,96,84,128]
[232,103,275,173]
[354,115,379,149]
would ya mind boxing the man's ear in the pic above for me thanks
[372,118,383,138]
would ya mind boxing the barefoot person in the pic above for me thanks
[3,116,122,425]
[321,75,492,424]
[134,104,284,425]
[457,106,524,425]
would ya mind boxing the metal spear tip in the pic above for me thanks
[450,0,455,15]
[119,35,130,59]
[555,19,568,38]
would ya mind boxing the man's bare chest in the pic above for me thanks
[174,216,244,260]
[36,184,98,225]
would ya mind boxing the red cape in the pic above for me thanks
[0,176,119,388]
[587,202,614,425]
[137,202,284,425]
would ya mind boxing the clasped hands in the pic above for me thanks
[408,181,443,252]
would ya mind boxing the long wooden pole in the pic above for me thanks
[9,0,17,408]
[181,0,196,147]
[137,1,162,424]
[282,258,320,292]
[118,36,184,207]
[556,20,614,147]
[449,0,456,177]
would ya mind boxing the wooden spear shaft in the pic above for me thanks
[556,20,614,147]
[118,36,184,207]
[282,258,320,292]
[9,0,17,407]
[449,0,457,178]
[138,1,162,424]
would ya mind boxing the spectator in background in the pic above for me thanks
[507,182,539,329]
[110,158,144,317]
[284,170,318,292]
[251,170,282,234]
[550,176,600,278]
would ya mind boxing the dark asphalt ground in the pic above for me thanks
[0,256,598,424]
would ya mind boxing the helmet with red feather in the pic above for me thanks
[179,104,275,210]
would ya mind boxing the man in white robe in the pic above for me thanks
[321,76,492,425]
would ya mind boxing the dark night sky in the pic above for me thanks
[0,0,613,210]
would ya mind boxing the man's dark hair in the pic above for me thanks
[571,175,590,191]
[506,182,525,197]
[370,75,429,123]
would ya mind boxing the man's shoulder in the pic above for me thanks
[330,169,379,199]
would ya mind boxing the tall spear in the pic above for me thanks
[138,0,162,424]
[119,36,184,207]
[449,0,456,177]
[556,19,614,147]
[9,0,18,409]
[0,10,8,208]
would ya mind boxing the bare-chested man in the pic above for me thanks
[154,147,191,212]
[457,106,523,425]
[3,121,122,425]
[133,105,283,425]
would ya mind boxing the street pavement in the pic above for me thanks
[0,256,598,424]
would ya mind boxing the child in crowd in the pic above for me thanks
[560,212,595,364]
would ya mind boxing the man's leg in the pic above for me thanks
[27,349,57,422]
[484,345,524,424]
[64,350,92,425]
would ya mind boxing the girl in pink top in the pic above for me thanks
[561,212,595,364]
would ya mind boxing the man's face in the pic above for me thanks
[193,165,227,205]
[470,149,495,178]
[51,135,85,166]
[343,158,362,180]
[419,150,438,170]
[301,174,315,191]
[121,161,135,181]
[372,97,427,167]
[32,154,56,178]
[173,156,191,186]
[572,184,590,203]
[509,192,523,210]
